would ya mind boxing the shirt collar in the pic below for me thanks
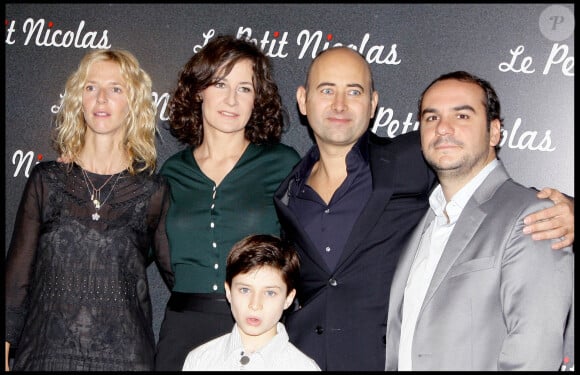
[429,159,499,224]
[223,323,245,363]
[346,130,370,166]
[223,322,289,367]
[297,130,371,178]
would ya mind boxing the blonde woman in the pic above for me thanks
[5,49,174,371]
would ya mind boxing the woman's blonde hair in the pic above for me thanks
[53,49,157,174]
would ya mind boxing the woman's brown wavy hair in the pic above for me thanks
[168,34,287,146]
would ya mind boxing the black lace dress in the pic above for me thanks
[5,161,174,371]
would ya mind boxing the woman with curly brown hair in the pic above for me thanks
[155,35,300,371]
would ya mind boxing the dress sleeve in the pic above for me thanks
[149,175,175,290]
[5,167,43,346]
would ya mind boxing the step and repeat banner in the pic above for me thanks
[5,3,574,341]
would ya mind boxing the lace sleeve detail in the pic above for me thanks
[5,164,44,345]
[149,174,175,290]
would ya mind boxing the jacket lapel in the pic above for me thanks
[336,136,397,268]
[420,163,511,309]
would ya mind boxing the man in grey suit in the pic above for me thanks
[384,71,574,371]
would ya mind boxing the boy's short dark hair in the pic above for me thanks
[226,234,300,294]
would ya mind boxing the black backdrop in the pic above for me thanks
[5,3,574,341]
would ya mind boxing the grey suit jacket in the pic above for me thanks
[385,161,574,371]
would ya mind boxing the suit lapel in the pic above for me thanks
[420,163,511,308]
[336,137,397,268]
[421,204,486,308]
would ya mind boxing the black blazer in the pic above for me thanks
[274,130,436,371]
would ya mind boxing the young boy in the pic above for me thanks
[181,234,321,371]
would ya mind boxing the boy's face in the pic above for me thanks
[225,265,296,347]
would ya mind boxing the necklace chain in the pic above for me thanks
[80,167,123,221]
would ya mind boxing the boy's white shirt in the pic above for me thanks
[182,322,321,371]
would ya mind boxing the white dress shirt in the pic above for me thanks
[398,159,499,370]
[182,322,321,371]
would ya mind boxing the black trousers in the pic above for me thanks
[154,292,234,371]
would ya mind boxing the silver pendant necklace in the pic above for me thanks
[80,167,123,221]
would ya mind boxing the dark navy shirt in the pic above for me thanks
[287,135,372,271]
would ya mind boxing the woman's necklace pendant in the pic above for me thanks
[81,166,124,222]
